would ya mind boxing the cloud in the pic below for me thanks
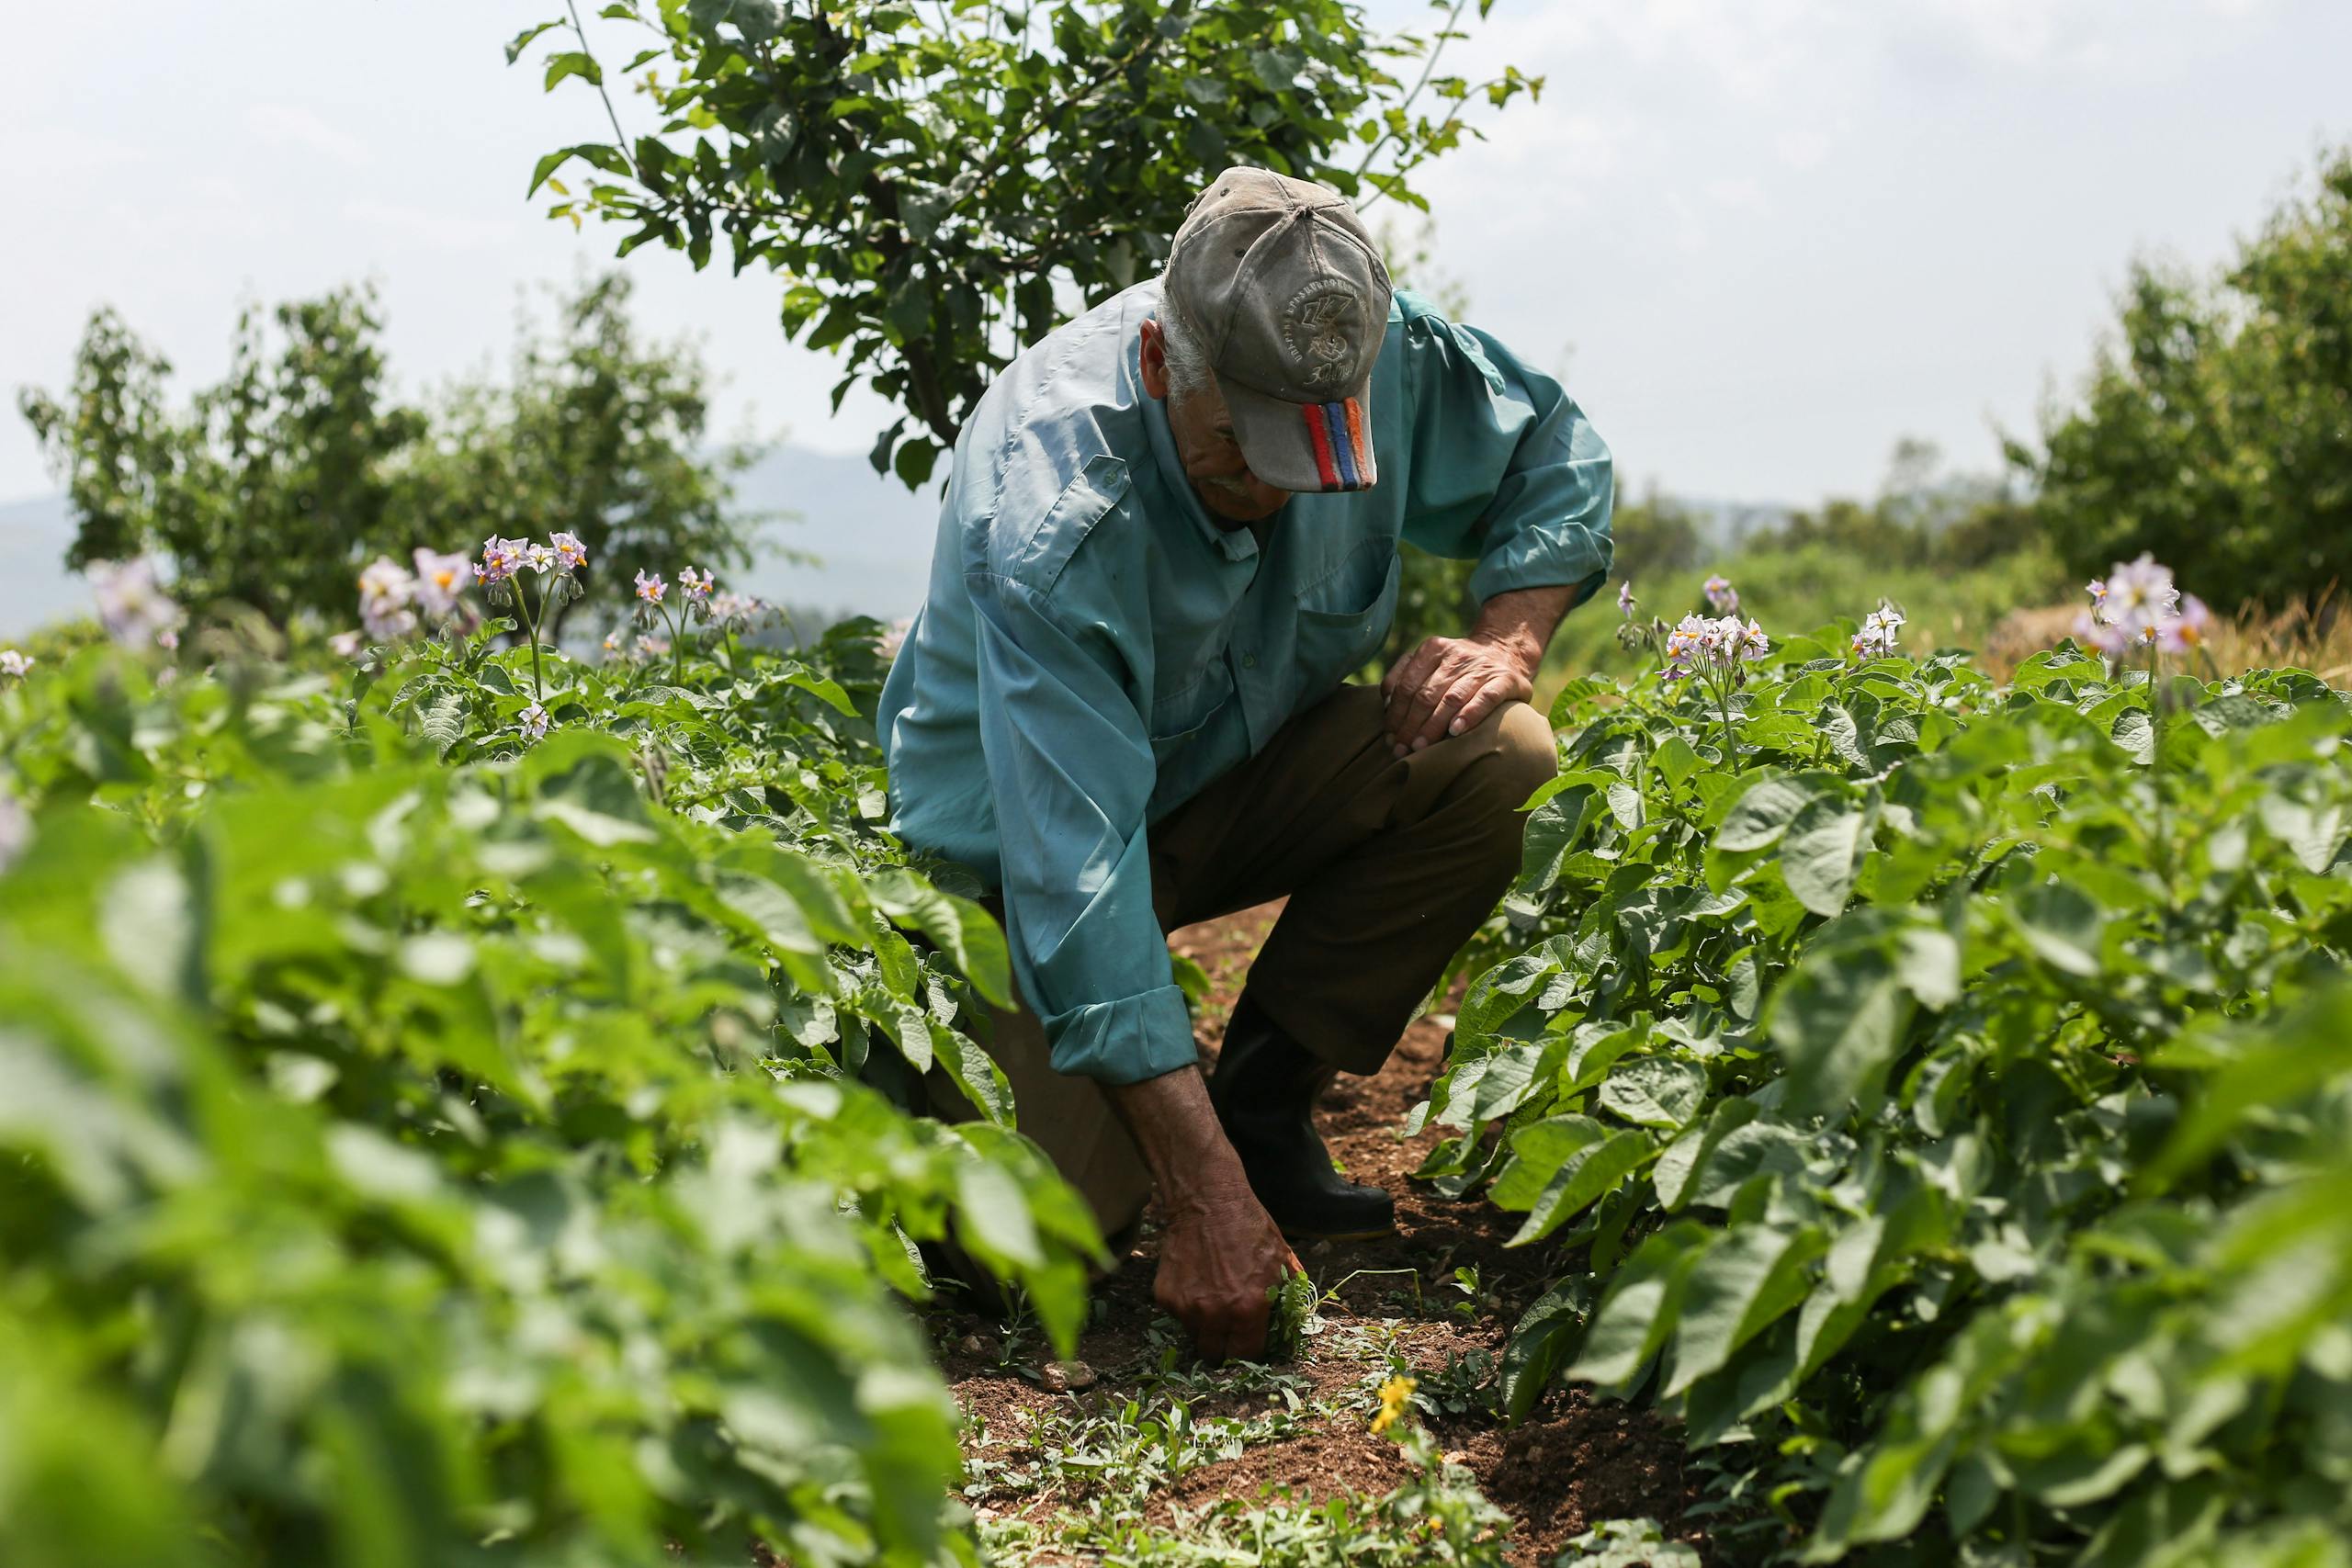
[244,103,370,167]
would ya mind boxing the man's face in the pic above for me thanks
[1140,320,1295,525]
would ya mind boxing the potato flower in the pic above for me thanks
[678,565,713,606]
[479,536,527,587]
[634,570,667,606]
[1617,580,1636,619]
[1703,574,1738,615]
[550,531,588,573]
[1852,604,1906,659]
[524,542,558,576]
[90,558,185,649]
[2161,593,2212,654]
[518,702,551,742]
[0,649,30,680]
[410,548,473,617]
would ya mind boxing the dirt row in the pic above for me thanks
[932,901,1705,1564]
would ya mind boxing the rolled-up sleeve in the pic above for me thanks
[1396,310,1614,610]
[969,570,1198,1086]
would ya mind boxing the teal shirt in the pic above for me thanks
[878,280,1612,1085]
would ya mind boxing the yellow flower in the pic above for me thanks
[1370,1375,1419,1436]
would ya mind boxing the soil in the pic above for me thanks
[933,900,1706,1564]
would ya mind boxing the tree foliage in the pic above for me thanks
[2027,147,2352,610]
[517,0,1538,486]
[17,275,754,630]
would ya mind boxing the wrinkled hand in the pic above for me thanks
[1380,632,1538,757]
[1153,1179,1303,1361]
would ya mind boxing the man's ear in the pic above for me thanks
[1138,317,1170,400]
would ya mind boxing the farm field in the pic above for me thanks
[5,548,2348,1566]
[7,4,2352,1563]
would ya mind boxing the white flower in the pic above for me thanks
[637,632,670,658]
[2160,594,2213,654]
[634,570,667,605]
[524,542,558,576]
[2103,554,2179,637]
[329,630,366,659]
[410,548,474,617]
[0,649,30,680]
[1851,604,1906,660]
[518,702,550,742]
[677,565,713,605]
[358,556,418,640]
[90,558,185,649]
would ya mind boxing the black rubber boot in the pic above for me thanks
[1208,992,1396,1242]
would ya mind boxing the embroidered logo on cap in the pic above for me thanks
[1283,281,1362,390]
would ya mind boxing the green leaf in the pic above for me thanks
[505,19,562,63]
[1663,1224,1826,1396]
[866,869,1012,1010]
[1597,1055,1708,1130]
[1715,775,1815,852]
[1780,794,1868,916]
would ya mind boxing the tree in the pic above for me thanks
[515,0,1538,486]
[2024,147,2352,610]
[390,273,756,631]
[20,288,422,627]
[19,276,755,629]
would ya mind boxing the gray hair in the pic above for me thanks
[1156,306,1217,400]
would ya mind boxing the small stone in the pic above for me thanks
[1040,1358,1097,1393]
[957,1334,986,1356]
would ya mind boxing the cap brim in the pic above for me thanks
[1219,373,1379,495]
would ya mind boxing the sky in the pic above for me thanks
[3,0,2348,511]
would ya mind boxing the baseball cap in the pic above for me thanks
[1162,166,1394,494]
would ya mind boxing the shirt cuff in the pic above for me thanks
[1042,984,1200,1085]
[1469,526,1610,611]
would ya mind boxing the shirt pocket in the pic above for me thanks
[1149,655,1236,745]
[1294,544,1403,677]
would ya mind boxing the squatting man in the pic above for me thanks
[880,167,1613,1359]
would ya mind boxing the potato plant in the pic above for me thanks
[1419,575,2352,1564]
[0,601,1102,1567]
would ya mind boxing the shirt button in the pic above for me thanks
[1240,652,1258,669]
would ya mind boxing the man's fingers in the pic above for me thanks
[1383,638,1447,738]
[1419,671,1492,750]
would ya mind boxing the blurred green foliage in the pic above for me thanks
[17,274,754,631]
[0,619,1099,1567]
[2026,145,2352,611]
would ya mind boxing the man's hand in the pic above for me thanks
[1155,1174,1302,1360]
[1106,1066,1302,1360]
[1380,583,1578,757]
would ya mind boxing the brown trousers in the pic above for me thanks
[928,682,1557,1247]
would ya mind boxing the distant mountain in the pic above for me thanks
[0,493,76,640]
[0,450,1792,641]
[0,446,947,641]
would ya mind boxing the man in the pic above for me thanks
[880,167,1612,1359]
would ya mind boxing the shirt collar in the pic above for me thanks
[1134,333,1260,564]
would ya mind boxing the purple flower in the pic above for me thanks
[410,548,474,617]
[550,532,588,573]
[634,570,667,606]
[90,558,185,649]
[637,631,671,658]
[1617,581,1636,620]
[1703,574,1738,615]
[677,565,713,605]
[1,649,32,680]
[2159,594,2213,654]
[479,536,527,587]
